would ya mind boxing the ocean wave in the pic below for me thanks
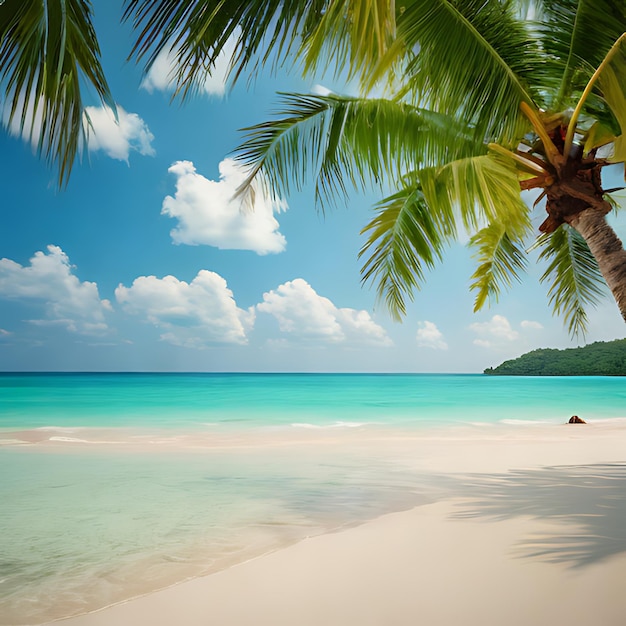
[588,416,626,423]
[48,436,90,443]
[499,419,557,426]
[290,421,371,429]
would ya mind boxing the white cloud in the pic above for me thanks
[311,84,333,96]
[84,105,155,161]
[470,314,519,349]
[0,245,111,334]
[2,96,154,163]
[2,92,44,147]
[115,270,254,348]
[162,159,287,254]
[2,96,37,150]
[416,321,448,350]
[141,38,235,97]
[257,279,392,346]
[521,320,543,330]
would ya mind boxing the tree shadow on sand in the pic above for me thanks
[446,463,626,568]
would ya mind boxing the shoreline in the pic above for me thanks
[13,421,622,626]
[46,495,626,626]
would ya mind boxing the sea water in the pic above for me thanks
[1,373,625,624]
[3,372,626,430]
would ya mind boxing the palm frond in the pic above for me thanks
[593,34,626,164]
[540,0,626,107]
[537,226,607,337]
[359,181,453,319]
[123,0,400,99]
[124,0,314,97]
[582,120,618,156]
[0,0,114,186]
[374,0,540,142]
[469,222,528,312]
[234,92,482,210]
[302,0,397,81]
[419,152,532,236]
[562,32,626,158]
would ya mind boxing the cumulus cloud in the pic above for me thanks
[470,315,519,348]
[257,279,392,346]
[521,320,543,330]
[115,270,254,348]
[0,245,111,334]
[416,321,448,350]
[84,105,155,161]
[311,84,333,96]
[141,38,235,97]
[2,92,44,146]
[2,96,154,163]
[162,159,287,254]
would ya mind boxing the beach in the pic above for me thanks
[44,502,626,626]
[2,373,626,625]
[24,420,626,626]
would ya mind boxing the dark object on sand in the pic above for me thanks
[568,415,586,424]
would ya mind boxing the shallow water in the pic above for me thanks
[2,372,626,431]
[0,440,442,625]
[1,373,625,624]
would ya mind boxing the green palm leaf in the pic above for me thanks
[359,182,453,319]
[595,35,626,163]
[375,0,540,142]
[537,226,607,337]
[0,0,114,186]
[540,0,626,107]
[562,33,626,161]
[124,0,313,97]
[469,222,529,312]
[302,0,397,80]
[419,152,532,235]
[123,0,400,99]
[234,92,481,209]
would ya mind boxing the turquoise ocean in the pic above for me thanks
[1,373,625,624]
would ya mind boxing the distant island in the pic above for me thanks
[484,339,626,376]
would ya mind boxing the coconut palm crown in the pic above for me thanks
[2,0,626,335]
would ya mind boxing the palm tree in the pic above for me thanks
[2,1,626,334]
[121,0,626,333]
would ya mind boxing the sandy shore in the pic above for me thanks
[45,501,626,626]
[40,421,626,626]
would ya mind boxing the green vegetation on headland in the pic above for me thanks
[484,339,626,376]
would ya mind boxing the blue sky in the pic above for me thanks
[0,1,624,373]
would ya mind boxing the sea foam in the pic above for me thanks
[290,421,371,429]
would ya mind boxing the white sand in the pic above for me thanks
[45,422,626,626]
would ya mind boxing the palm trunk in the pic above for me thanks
[569,209,626,322]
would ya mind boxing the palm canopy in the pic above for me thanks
[126,0,626,334]
[227,0,626,334]
[123,0,399,95]
[2,0,626,334]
